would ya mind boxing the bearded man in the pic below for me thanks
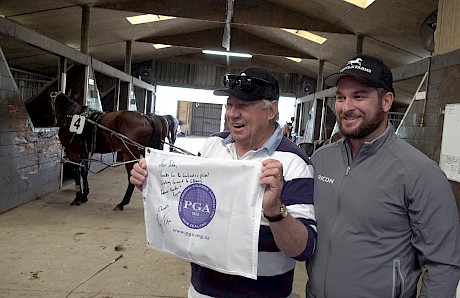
[306,54,460,298]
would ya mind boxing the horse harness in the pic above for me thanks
[60,108,144,170]
[54,101,196,170]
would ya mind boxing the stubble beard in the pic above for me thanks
[339,106,385,140]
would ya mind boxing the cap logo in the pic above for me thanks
[348,58,362,66]
[340,57,371,74]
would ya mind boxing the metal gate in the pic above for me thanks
[191,102,222,136]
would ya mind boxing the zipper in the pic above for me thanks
[344,141,351,176]
[392,259,404,298]
[323,143,350,297]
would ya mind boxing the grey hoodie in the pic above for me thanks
[306,124,460,298]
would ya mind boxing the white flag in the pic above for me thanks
[142,148,264,279]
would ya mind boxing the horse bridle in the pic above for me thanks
[50,91,82,127]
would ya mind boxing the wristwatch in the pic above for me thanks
[264,204,288,222]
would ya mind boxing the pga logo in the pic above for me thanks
[178,183,216,229]
[183,201,211,213]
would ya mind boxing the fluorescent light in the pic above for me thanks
[202,50,252,58]
[126,14,176,25]
[282,29,327,44]
[343,0,376,9]
[153,44,172,49]
[286,57,302,63]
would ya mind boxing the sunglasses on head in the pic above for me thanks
[223,74,273,91]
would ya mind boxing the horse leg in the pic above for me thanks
[169,134,175,152]
[80,161,89,203]
[70,166,83,206]
[114,182,135,211]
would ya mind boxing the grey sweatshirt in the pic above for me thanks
[306,124,460,298]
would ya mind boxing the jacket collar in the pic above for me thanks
[343,121,396,160]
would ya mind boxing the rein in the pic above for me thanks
[60,111,196,170]
[84,118,196,157]
[51,92,196,172]
[160,140,196,156]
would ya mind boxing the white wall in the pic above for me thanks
[155,85,295,126]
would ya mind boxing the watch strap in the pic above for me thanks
[264,204,287,222]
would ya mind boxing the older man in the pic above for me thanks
[306,54,460,297]
[131,66,316,297]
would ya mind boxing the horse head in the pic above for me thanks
[50,92,84,126]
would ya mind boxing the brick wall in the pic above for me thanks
[397,51,460,216]
[0,48,61,213]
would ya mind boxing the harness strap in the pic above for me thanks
[78,109,105,167]
[89,111,106,154]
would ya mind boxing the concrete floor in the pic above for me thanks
[0,136,308,298]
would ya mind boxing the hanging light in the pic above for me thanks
[202,50,252,58]
[153,44,172,49]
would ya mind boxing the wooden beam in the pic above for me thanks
[139,28,315,59]
[298,57,432,104]
[0,17,154,91]
[392,58,429,82]
[98,0,352,34]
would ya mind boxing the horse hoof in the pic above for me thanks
[80,198,88,203]
[70,200,81,206]
[113,205,124,212]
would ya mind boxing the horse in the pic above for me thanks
[162,114,181,151]
[147,113,169,150]
[51,92,162,211]
[281,122,293,139]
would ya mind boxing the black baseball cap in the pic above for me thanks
[325,54,394,93]
[213,66,280,101]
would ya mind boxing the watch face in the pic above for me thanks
[280,204,288,218]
